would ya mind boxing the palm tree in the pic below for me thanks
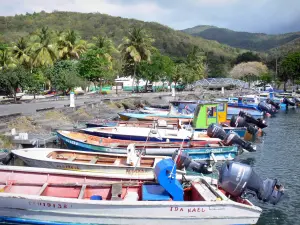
[0,47,16,70]
[92,35,117,54]
[57,30,87,60]
[12,37,31,68]
[30,27,58,67]
[119,27,154,92]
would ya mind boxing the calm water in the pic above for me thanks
[235,108,300,225]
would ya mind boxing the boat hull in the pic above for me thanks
[195,127,246,138]
[0,196,259,225]
[227,106,263,119]
[57,132,239,161]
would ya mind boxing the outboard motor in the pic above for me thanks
[218,161,284,205]
[207,124,256,152]
[283,97,295,106]
[172,150,211,174]
[223,132,256,152]
[266,98,280,110]
[293,97,300,103]
[230,115,258,135]
[207,123,227,140]
[239,111,267,129]
[258,102,277,115]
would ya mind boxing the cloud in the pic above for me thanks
[0,0,299,34]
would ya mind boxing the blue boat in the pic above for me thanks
[57,130,239,161]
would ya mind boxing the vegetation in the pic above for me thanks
[279,52,300,90]
[183,25,300,52]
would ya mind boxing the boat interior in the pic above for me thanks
[59,131,221,148]
[0,169,252,205]
[47,151,156,167]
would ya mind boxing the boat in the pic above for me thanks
[80,125,216,143]
[57,131,238,161]
[227,96,264,119]
[11,148,185,178]
[0,158,284,225]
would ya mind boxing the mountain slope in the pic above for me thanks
[0,11,241,59]
[182,25,300,52]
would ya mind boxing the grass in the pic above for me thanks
[7,116,37,133]
[0,134,13,149]
[44,110,70,122]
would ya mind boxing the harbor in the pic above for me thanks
[0,88,296,225]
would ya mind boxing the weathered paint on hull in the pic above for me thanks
[195,128,246,137]
[0,198,260,225]
[57,133,239,161]
[227,107,263,119]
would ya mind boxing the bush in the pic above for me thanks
[101,91,108,95]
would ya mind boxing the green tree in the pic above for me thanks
[0,47,16,70]
[57,30,88,60]
[235,51,261,65]
[26,70,46,98]
[259,72,272,91]
[0,66,29,102]
[12,37,31,68]
[31,27,57,67]
[172,63,192,88]
[280,52,300,91]
[186,46,205,82]
[119,27,154,92]
[46,60,85,94]
[92,35,117,55]
[78,49,113,92]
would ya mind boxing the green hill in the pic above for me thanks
[0,11,241,59]
[182,25,300,52]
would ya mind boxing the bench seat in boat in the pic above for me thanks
[142,184,170,201]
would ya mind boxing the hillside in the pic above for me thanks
[182,25,300,52]
[0,11,242,60]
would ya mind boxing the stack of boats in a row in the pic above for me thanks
[0,94,287,225]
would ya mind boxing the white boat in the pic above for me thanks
[0,160,263,225]
[81,126,220,143]
[12,147,184,178]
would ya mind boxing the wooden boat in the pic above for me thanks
[57,131,239,161]
[0,159,262,225]
[12,148,185,178]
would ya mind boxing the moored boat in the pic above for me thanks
[57,131,238,161]
[0,158,284,225]
[12,148,184,178]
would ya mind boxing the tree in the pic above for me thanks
[46,60,85,94]
[26,70,46,98]
[235,52,261,65]
[57,30,87,60]
[0,66,29,102]
[0,47,16,70]
[186,46,205,82]
[92,35,117,55]
[30,27,57,67]
[259,72,272,91]
[230,61,268,87]
[172,63,192,88]
[12,37,31,67]
[119,26,154,92]
[280,52,300,91]
[78,49,113,92]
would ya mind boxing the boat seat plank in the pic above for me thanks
[68,156,77,161]
[38,183,48,196]
[78,184,87,199]
[111,183,122,200]
[89,157,98,164]
[113,159,121,166]
[193,182,217,201]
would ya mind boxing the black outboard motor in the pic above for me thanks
[207,124,256,152]
[218,161,284,205]
[266,98,280,110]
[258,102,277,115]
[230,115,258,135]
[172,150,211,174]
[207,123,227,140]
[283,97,295,106]
[223,132,256,152]
[293,97,300,103]
[239,111,268,129]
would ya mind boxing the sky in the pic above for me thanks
[0,0,300,34]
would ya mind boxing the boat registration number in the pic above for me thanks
[29,201,71,209]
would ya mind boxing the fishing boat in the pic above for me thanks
[227,96,264,118]
[57,131,239,161]
[0,158,284,225]
[11,148,185,178]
